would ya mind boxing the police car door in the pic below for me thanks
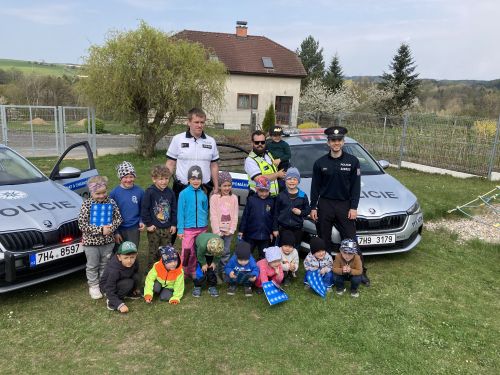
[49,141,98,198]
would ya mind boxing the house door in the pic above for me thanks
[275,96,293,125]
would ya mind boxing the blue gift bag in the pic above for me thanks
[263,280,289,305]
[306,270,327,299]
[90,203,113,226]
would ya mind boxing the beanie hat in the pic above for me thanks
[159,245,178,266]
[206,236,224,257]
[254,176,270,190]
[340,238,359,254]
[218,171,232,186]
[310,237,326,254]
[116,161,136,179]
[285,167,300,182]
[235,241,251,260]
[270,125,283,136]
[117,241,137,254]
[264,246,282,263]
[188,165,203,180]
[280,230,296,247]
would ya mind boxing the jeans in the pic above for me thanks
[246,238,270,260]
[333,273,362,291]
[84,243,114,287]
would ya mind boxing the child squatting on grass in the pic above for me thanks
[225,241,260,297]
[333,239,363,298]
[192,233,225,298]
[304,237,334,291]
[279,230,300,286]
[78,175,122,300]
[100,241,141,313]
[144,245,184,304]
[255,245,284,294]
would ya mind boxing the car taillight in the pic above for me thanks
[61,236,73,244]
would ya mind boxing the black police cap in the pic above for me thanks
[324,126,348,140]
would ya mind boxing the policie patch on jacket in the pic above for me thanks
[181,143,189,148]
[202,144,212,149]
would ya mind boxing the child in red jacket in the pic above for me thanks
[255,245,284,294]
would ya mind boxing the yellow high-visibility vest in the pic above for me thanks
[247,151,279,197]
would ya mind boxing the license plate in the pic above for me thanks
[357,234,395,246]
[30,243,83,267]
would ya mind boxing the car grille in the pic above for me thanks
[356,214,407,231]
[0,220,81,252]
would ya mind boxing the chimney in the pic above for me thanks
[236,20,248,38]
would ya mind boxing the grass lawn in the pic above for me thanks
[0,154,498,374]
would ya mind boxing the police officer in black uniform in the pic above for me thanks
[310,126,370,286]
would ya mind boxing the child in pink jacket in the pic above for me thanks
[255,246,284,293]
[209,171,239,276]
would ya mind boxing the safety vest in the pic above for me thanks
[248,151,280,197]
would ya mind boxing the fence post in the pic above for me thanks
[0,105,7,145]
[487,114,500,180]
[398,114,409,169]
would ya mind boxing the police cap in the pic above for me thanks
[324,126,348,140]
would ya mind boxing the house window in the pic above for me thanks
[237,94,258,110]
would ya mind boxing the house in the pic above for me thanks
[177,22,306,130]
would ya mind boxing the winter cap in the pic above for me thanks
[218,171,232,186]
[270,125,283,136]
[324,126,348,140]
[340,238,359,254]
[280,230,296,247]
[206,236,224,257]
[235,241,251,260]
[310,237,326,254]
[264,246,282,263]
[159,245,178,265]
[116,161,136,179]
[188,165,203,180]
[117,241,137,254]
[285,167,300,182]
[254,176,270,191]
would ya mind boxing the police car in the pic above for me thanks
[227,129,423,255]
[0,142,98,292]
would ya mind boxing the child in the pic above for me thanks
[333,238,363,297]
[144,245,184,304]
[266,125,291,171]
[78,175,123,299]
[177,165,209,279]
[255,246,284,293]
[280,230,299,286]
[141,165,177,273]
[238,176,275,260]
[225,241,259,297]
[109,161,145,248]
[273,167,311,249]
[210,171,238,277]
[100,241,141,313]
[304,237,334,290]
[192,233,225,298]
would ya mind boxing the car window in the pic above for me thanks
[0,148,47,185]
[288,142,383,177]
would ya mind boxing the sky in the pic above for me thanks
[0,0,498,80]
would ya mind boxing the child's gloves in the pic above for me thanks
[144,295,152,303]
[169,299,179,305]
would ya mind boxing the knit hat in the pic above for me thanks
[235,241,251,260]
[339,238,359,254]
[117,241,137,254]
[159,245,178,266]
[285,167,300,182]
[206,236,224,257]
[270,125,283,136]
[188,165,203,180]
[264,246,282,263]
[116,161,136,179]
[280,230,296,247]
[310,237,326,254]
[218,171,232,186]
[254,176,270,191]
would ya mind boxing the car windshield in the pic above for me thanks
[289,142,383,178]
[0,148,47,185]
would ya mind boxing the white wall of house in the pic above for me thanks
[213,74,301,130]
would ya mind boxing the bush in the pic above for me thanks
[474,120,497,138]
[261,103,276,134]
[298,121,320,129]
[84,118,106,134]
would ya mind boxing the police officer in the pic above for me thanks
[310,126,369,286]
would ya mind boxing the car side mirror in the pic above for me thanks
[53,166,82,180]
[378,160,390,169]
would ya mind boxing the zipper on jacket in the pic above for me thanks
[195,188,198,228]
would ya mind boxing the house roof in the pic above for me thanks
[176,30,306,78]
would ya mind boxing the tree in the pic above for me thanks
[78,21,227,157]
[378,43,420,115]
[261,103,276,134]
[296,35,325,90]
[324,53,344,92]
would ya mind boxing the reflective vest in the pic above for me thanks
[247,151,280,197]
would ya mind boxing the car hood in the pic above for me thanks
[0,181,82,233]
[299,173,417,217]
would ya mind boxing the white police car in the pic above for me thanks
[0,142,98,292]
[227,129,423,255]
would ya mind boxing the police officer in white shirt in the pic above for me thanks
[166,108,220,198]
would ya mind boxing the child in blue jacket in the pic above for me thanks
[225,241,259,297]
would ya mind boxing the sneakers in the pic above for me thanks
[192,287,202,298]
[89,285,103,300]
[361,273,371,287]
[125,289,143,300]
[244,286,253,297]
[208,287,219,298]
[326,286,332,293]
[336,288,346,296]
[227,285,237,295]
[282,277,291,287]
[351,290,360,298]
[106,299,114,311]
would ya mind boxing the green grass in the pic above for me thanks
[0,58,78,77]
[1,153,498,374]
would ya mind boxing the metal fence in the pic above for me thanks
[0,105,97,156]
[297,111,500,180]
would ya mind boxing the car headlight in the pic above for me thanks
[407,201,421,215]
